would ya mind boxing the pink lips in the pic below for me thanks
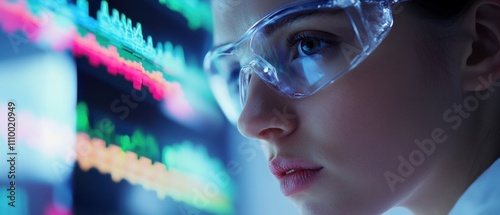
[269,157,323,196]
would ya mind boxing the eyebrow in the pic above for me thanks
[262,10,320,36]
[209,9,343,50]
[262,9,343,37]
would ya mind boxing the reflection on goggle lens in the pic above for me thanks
[205,0,406,123]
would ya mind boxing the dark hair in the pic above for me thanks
[410,0,473,24]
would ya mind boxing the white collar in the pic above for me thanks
[449,158,500,214]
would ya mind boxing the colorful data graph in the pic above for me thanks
[72,32,187,101]
[0,0,206,111]
[81,0,196,75]
[0,101,233,214]
[76,133,233,215]
[29,0,202,75]
[76,101,234,214]
[77,102,161,161]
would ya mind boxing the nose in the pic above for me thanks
[237,75,299,141]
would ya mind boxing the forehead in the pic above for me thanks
[211,0,298,46]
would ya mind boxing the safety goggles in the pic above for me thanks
[204,0,409,123]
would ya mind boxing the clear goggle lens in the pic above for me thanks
[205,0,399,123]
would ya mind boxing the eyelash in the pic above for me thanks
[286,31,337,48]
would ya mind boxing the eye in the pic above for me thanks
[287,31,337,57]
[298,38,329,56]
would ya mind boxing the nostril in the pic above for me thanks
[259,128,285,140]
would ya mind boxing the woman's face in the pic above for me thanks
[213,0,471,214]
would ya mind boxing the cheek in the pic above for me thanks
[299,34,459,202]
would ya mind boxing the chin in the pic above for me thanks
[294,195,392,215]
[299,205,386,215]
[298,202,331,215]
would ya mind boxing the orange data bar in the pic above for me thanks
[75,133,228,206]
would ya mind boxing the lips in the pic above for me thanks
[269,157,323,196]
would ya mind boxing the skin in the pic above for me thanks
[211,0,500,214]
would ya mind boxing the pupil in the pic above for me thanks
[301,39,320,55]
